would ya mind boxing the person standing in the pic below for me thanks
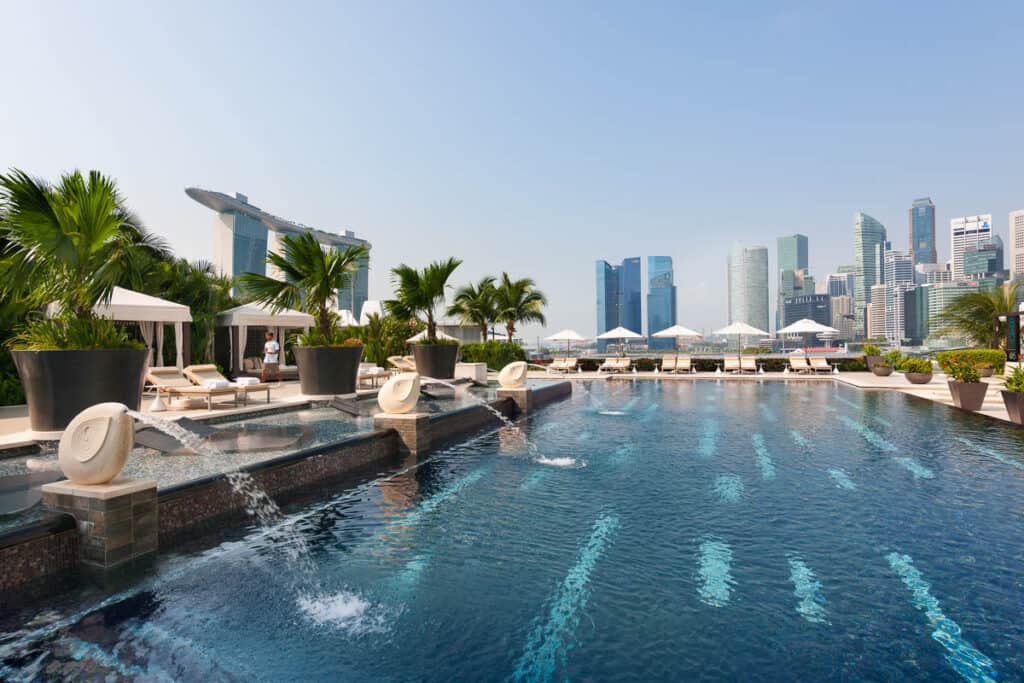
[261,332,280,383]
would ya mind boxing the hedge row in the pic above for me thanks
[936,349,1006,374]
[459,341,526,369]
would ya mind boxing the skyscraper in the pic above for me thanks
[646,256,677,349]
[1009,209,1024,280]
[776,234,811,330]
[962,235,1004,279]
[727,243,770,332]
[908,198,936,265]
[186,188,372,316]
[853,213,887,335]
[826,272,856,297]
[595,257,642,349]
[951,214,993,280]
[883,249,914,344]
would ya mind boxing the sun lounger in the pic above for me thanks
[677,355,693,373]
[146,367,239,410]
[549,358,578,373]
[740,356,758,373]
[599,357,631,373]
[788,356,812,374]
[387,355,417,372]
[661,356,677,372]
[183,365,271,404]
[809,356,833,373]
[723,356,740,373]
[358,363,388,386]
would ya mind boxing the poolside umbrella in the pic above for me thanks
[546,329,586,357]
[652,324,703,364]
[596,326,643,357]
[713,321,769,367]
[407,329,457,343]
[776,319,838,353]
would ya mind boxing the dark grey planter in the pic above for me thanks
[1001,390,1024,424]
[871,365,894,377]
[11,348,149,432]
[865,355,882,370]
[948,380,988,411]
[979,367,994,378]
[412,344,459,380]
[293,346,362,395]
[905,372,933,385]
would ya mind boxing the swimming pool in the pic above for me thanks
[2,380,1022,680]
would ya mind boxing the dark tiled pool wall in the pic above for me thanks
[430,398,517,447]
[529,381,572,410]
[42,487,158,569]
[0,515,78,592]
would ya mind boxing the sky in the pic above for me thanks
[2,1,1023,344]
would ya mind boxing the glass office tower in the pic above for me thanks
[595,260,622,350]
[621,257,643,335]
[908,198,937,266]
[853,212,887,336]
[727,243,770,333]
[646,256,677,349]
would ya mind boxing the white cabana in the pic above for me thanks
[545,329,587,357]
[652,324,703,361]
[597,326,643,357]
[216,302,314,375]
[359,300,385,326]
[50,286,193,369]
[407,329,457,343]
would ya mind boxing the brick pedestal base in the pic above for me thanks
[41,478,158,568]
[497,387,532,414]
[373,413,432,453]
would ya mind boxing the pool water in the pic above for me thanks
[2,381,1023,681]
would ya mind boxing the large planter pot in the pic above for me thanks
[11,348,149,432]
[293,346,363,396]
[948,380,988,411]
[865,355,882,370]
[1001,390,1024,425]
[905,372,933,385]
[412,344,460,380]
[871,365,894,377]
[979,367,994,378]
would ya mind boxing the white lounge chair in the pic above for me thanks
[789,356,812,374]
[549,358,578,373]
[740,356,758,373]
[183,365,271,404]
[661,356,677,372]
[809,356,832,374]
[677,355,693,373]
[358,363,388,386]
[723,356,740,373]
[387,355,417,372]
[146,367,239,410]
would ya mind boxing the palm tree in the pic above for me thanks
[492,272,547,343]
[386,258,462,342]
[447,276,496,341]
[0,168,169,318]
[238,231,368,343]
[939,280,1021,349]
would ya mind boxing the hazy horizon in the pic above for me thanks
[3,1,1022,342]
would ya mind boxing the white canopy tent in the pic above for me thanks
[713,322,769,362]
[359,300,385,326]
[215,302,314,375]
[652,324,703,362]
[596,326,643,357]
[49,286,193,369]
[775,318,839,352]
[545,329,587,357]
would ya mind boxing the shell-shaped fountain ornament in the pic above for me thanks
[378,372,421,414]
[498,361,528,388]
[58,402,135,484]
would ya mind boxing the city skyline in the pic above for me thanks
[3,2,1023,340]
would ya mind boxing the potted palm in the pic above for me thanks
[862,343,882,371]
[239,232,368,396]
[1,170,165,431]
[1000,366,1024,424]
[387,258,462,379]
[942,354,988,411]
[493,272,547,343]
[902,358,934,384]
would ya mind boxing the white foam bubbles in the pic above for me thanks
[297,591,389,634]
[536,456,584,468]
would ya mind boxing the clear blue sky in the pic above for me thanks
[3,1,1022,342]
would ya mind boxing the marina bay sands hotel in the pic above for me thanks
[186,188,371,318]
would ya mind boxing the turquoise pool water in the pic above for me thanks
[1,380,1022,680]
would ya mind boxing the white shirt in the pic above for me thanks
[263,340,280,364]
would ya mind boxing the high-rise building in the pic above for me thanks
[853,213,887,335]
[904,286,929,345]
[595,257,642,349]
[646,256,677,349]
[868,284,887,339]
[186,188,371,316]
[882,250,914,345]
[908,198,937,265]
[926,281,981,345]
[951,214,993,280]
[777,234,809,272]
[914,262,951,284]
[826,272,855,297]
[782,294,831,327]
[727,243,770,332]
[776,235,810,329]
[963,235,1005,279]
[830,295,856,340]
[1010,209,1024,280]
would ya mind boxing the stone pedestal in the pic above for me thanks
[374,413,432,454]
[497,387,532,415]
[41,478,158,568]
[455,362,487,384]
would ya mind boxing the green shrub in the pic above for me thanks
[863,344,882,356]
[1004,366,1024,393]
[936,349,1005,374]
[901,358,933,374]
[459,341,525,369]
[7,317,144,351]
[0,371,25,406]
[883,350,903,368]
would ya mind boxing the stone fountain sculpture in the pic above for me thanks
[378,372,421,414]
[498,361,528,389]
[57,402,135,484]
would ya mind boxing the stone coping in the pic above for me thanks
[41,478,157,500]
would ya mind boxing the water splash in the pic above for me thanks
[751,433,776,480]
[713,474,744,503]
[598,410,627,416]
[426,377,541,457]
[787,556,828,624]
[512,512,620,681]
[697,538,734,607]
[953,436,1024,470]
[696,419,718,458]
[536,456,583,468]
[297,591,390,634]
[828,468,857,490]
[886,552,998,682]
